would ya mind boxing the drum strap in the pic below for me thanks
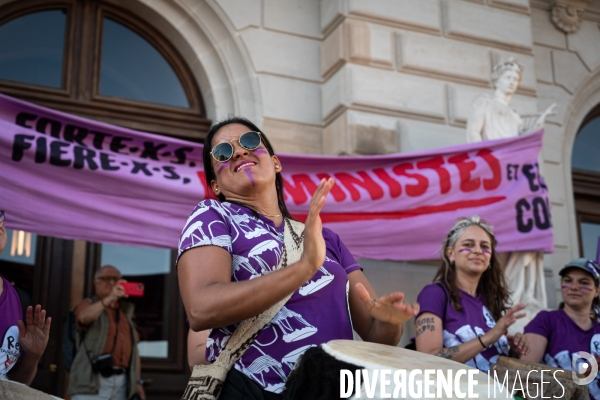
[182,218,305,400]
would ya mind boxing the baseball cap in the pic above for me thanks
[559,258,600,286]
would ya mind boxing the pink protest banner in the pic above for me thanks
[0,94,553,260]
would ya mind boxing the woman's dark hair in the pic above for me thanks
[433,215,510,321]
[558,272,600,321]
[202,115,293,220]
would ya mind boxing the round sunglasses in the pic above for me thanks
[210,131,263,162]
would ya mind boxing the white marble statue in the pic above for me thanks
[465,57,556,334]
[466,57,556,142]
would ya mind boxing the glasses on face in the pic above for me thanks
[96,276,121,283]
[210,131,263,163]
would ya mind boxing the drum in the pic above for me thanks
[491,356,589,400]
[284,340,506,400]
[0,378,62,400]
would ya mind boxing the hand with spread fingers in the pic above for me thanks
[299,178,335,278]
[17,304,52,359]
[355,282,420,325]
[483,303,526,346]
[506,332,530,357]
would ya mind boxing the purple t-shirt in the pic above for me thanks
[417,283,509,372]
[178,200,361,394]
[524,309,600,399]
[0,275,23,376]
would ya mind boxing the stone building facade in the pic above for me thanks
[138,0,599,323]
[1,0,599,397]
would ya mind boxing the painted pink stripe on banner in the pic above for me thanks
[293,196,506,223]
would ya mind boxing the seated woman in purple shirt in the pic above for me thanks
[414,215,529,372]
[177,116,419,400]
[521,258,600,399]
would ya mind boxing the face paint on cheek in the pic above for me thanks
[458,248,472,253]
[216,161,230,174]
[561,285,594,291]
[244,169,255,186]
[482,250,491,255]
[253,148,268,156]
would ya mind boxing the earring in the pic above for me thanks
[215,188,219,193]
[488,264,491,270]
[450,260,455,266]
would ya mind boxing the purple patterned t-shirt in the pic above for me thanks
[178,200,361,394]
[524,309,600,399]
[0,275,23,376]
[417,283,509,372]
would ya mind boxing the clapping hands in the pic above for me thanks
[355,283,420,325]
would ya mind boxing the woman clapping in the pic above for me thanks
[415,216,529,371]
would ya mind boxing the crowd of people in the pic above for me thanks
[175,116,600,399]
[0,210,145,399]
[1,116,600,400]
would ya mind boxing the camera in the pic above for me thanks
[92,353,115,378]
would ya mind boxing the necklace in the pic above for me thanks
[259,212,282,218]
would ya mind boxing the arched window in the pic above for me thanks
[572,106,600,260]
[0,1,209,140]
[99,17,189,107]
[0,9,67,88]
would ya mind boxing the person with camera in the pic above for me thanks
[68,265,145,400]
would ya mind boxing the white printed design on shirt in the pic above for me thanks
[443,323,508,372]
[299,266,334,296]
[269,306,318,343]
[236,345,287,394]
[183,202,351,392]
[590,334,600,398]
[543,337,600,399]
[0,326,20,375]
[483,306,496,328]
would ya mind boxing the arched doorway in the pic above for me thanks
[572,105,600,260]
[0,1,211,397]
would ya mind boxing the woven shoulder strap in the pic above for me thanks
[210,218,305,370]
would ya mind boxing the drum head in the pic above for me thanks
[326,340,486,380]
[0,379,61,400]
[324,340,510,399]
